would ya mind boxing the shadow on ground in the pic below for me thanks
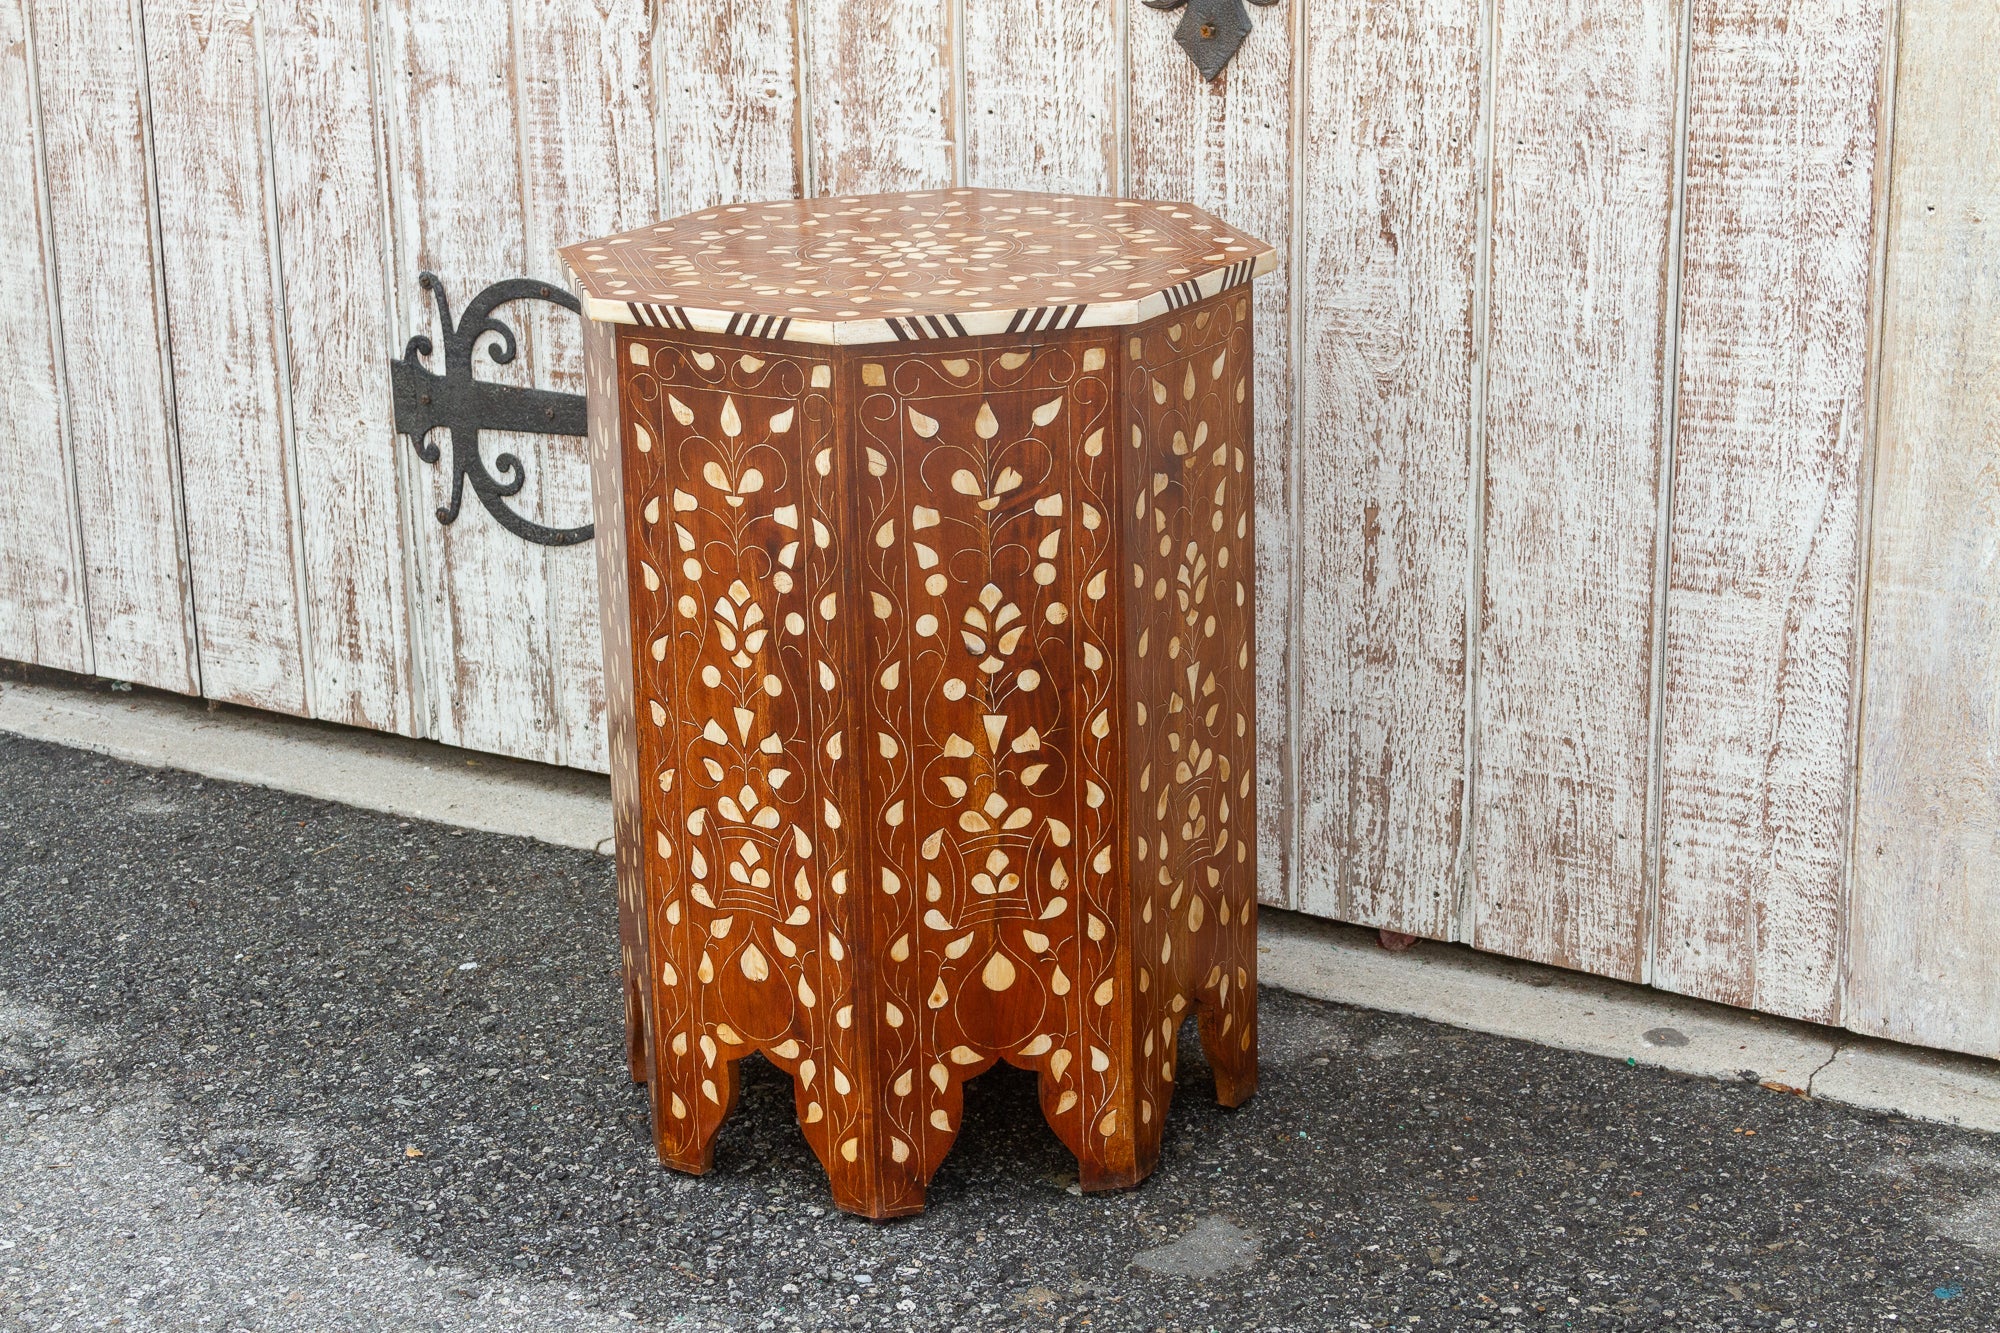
[0,735,1993,1331]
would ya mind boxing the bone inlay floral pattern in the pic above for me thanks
[576,192,1269,1219]
[563,187,1278,348]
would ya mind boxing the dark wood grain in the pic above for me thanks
[584,313,650,1086]
[598,288,1260,1217]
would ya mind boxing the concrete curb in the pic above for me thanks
[1259,909,2000,1135]
[5,675,1996,1136]
[0,678,613,856]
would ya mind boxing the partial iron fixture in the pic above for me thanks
[1144,0,1280,81]
[390,272,593,547]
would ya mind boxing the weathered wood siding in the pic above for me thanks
[3,1,1995,1058]
[28,0,197,693]
[264,0,416,735]
[0,0,87,674]
[1848,0,2000,1058]
[1293,0,1480,936]
[1654,0,1886,1025]
[1471,0,1682,982]
[146,2,312,715]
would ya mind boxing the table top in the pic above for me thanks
[560,188,1275,347]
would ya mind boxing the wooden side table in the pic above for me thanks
[563,189,1275,1218]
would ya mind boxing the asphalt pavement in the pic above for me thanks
[1,733,1995,1331]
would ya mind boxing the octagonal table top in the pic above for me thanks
[559,188,1276,347]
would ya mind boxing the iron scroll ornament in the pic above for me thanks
[1145,0,1280,82]
[389,272,593,547]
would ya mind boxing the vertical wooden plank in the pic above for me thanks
[31,0,197,692]
[1653,0,1887,1023]
[963,0,1118,193]
[1472,0,1683,979]
[1292,1,1483,936]
[516,0,659,773]
[1128,2,1295,905]
[382,0,554,760]
[0,0,87,671]
[654,0,800,214]
[1850,0,2000,1061]
[144,1,309,714]
[803,0,955,194]
[264,0,417,735]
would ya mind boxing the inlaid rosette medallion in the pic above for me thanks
[566,189,1274,1218]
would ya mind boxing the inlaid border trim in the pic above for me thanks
[573,251,1276,347]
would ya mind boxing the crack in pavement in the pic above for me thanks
[1805,1041,1849,1098]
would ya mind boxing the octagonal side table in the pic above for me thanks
[564,189,1276,1219]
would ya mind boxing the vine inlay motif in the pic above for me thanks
[600,267,1263,1218]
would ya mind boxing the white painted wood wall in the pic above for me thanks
[1,1,1993,1059]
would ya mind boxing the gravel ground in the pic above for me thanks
[0,732,1996,1331]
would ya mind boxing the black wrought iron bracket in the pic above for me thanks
[1145,0,1280,81]
[390,272,592,547]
